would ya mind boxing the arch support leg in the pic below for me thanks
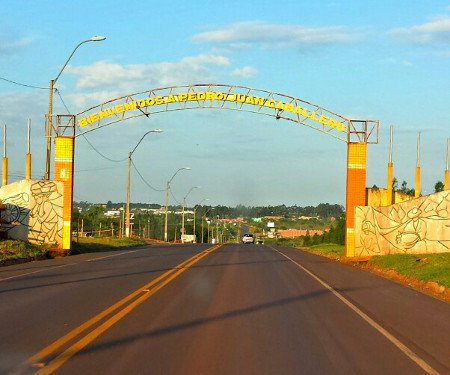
[54,136,75,253]
[345,142,367,257]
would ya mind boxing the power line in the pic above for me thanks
[75,165,123,173]
[80,134,128,163]
[169,189,181,205]
[54,89,71,113]
[0,76,48,90]
[131,159,165,192]
[54,89,128,164]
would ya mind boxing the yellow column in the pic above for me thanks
[386,162,393,205]
[445,139,449,190]
[345,142,367,257]
[2,157,7,186]
[54,136,75,252]
[25,153,31,180]
[415,132,420,198]
[26,119,31,180]
[415,166,420,198]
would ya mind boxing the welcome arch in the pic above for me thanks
[53,84,379,256]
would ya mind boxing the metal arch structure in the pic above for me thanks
[75,84,379,144]
[55,83,380,257]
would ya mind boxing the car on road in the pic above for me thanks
[242,233,255,244]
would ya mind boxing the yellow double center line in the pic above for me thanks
[19,244,223,375]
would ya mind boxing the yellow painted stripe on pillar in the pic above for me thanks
[54,157,73,163]
[345,231,355,257]
[347,163,366,169]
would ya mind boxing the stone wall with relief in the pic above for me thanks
[0,179,64,246]
[355,190,450,256]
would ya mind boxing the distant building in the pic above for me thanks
[277,229,329,238]
[104,210,121,217]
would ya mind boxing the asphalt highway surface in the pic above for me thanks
[0,243,449,374]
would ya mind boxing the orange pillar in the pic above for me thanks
[54,136,75,252]
[345,142,367,257]
[445,170,449,191]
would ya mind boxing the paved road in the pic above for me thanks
[0,243,449,374]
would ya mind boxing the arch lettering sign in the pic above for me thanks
[76,84,378,143]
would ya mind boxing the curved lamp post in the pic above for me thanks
[193,198,209,242]
[45,36,106,180]
[164,167,191,242]
[181,186,200,242]
[125,129,163,238]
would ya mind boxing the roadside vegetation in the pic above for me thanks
[70,236,147,254]
[0,237,147,264]
[0,240,51,263]
[368,253,450,288]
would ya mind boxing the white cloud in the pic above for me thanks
[0,36,33,55]
[381,58,413,67]
[231,66,257,78]
[66,54,230,91]
[64,54,231,110]
[192,21,359,49]
[389,16,450,43]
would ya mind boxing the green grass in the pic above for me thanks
[70,236,147,254]
[265,237,449,289]
[368,253,450,288]
[0,240,51,262]
[309,243,345,257]
[264,237,304,247]
[0,237,148,263]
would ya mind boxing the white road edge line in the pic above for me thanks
[86,250,138,262]
[0,263,76,282]
[270,246,440,375]
[0,250,140,282]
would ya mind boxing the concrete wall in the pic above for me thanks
[355,190,450,256]
[366,187,413,207]
[0,179,64,246]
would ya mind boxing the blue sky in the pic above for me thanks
[1,0,450,207]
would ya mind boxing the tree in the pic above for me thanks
[302,231,311,246]
[392,177,398,192]
[435,181,444,193]
[398,180,415,196]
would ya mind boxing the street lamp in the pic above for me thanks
[45,36,106,180]
[193,198,209,242]
[202,206,214,244]
[164,167,191,242]
[125,129,162,237]
[181,186,201,242]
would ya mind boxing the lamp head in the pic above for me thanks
[152,129,163,133]
[90,36,106,41]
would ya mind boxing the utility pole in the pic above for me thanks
[44,36,106,180]
[164,167,191,242]
[125,151,131,237]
